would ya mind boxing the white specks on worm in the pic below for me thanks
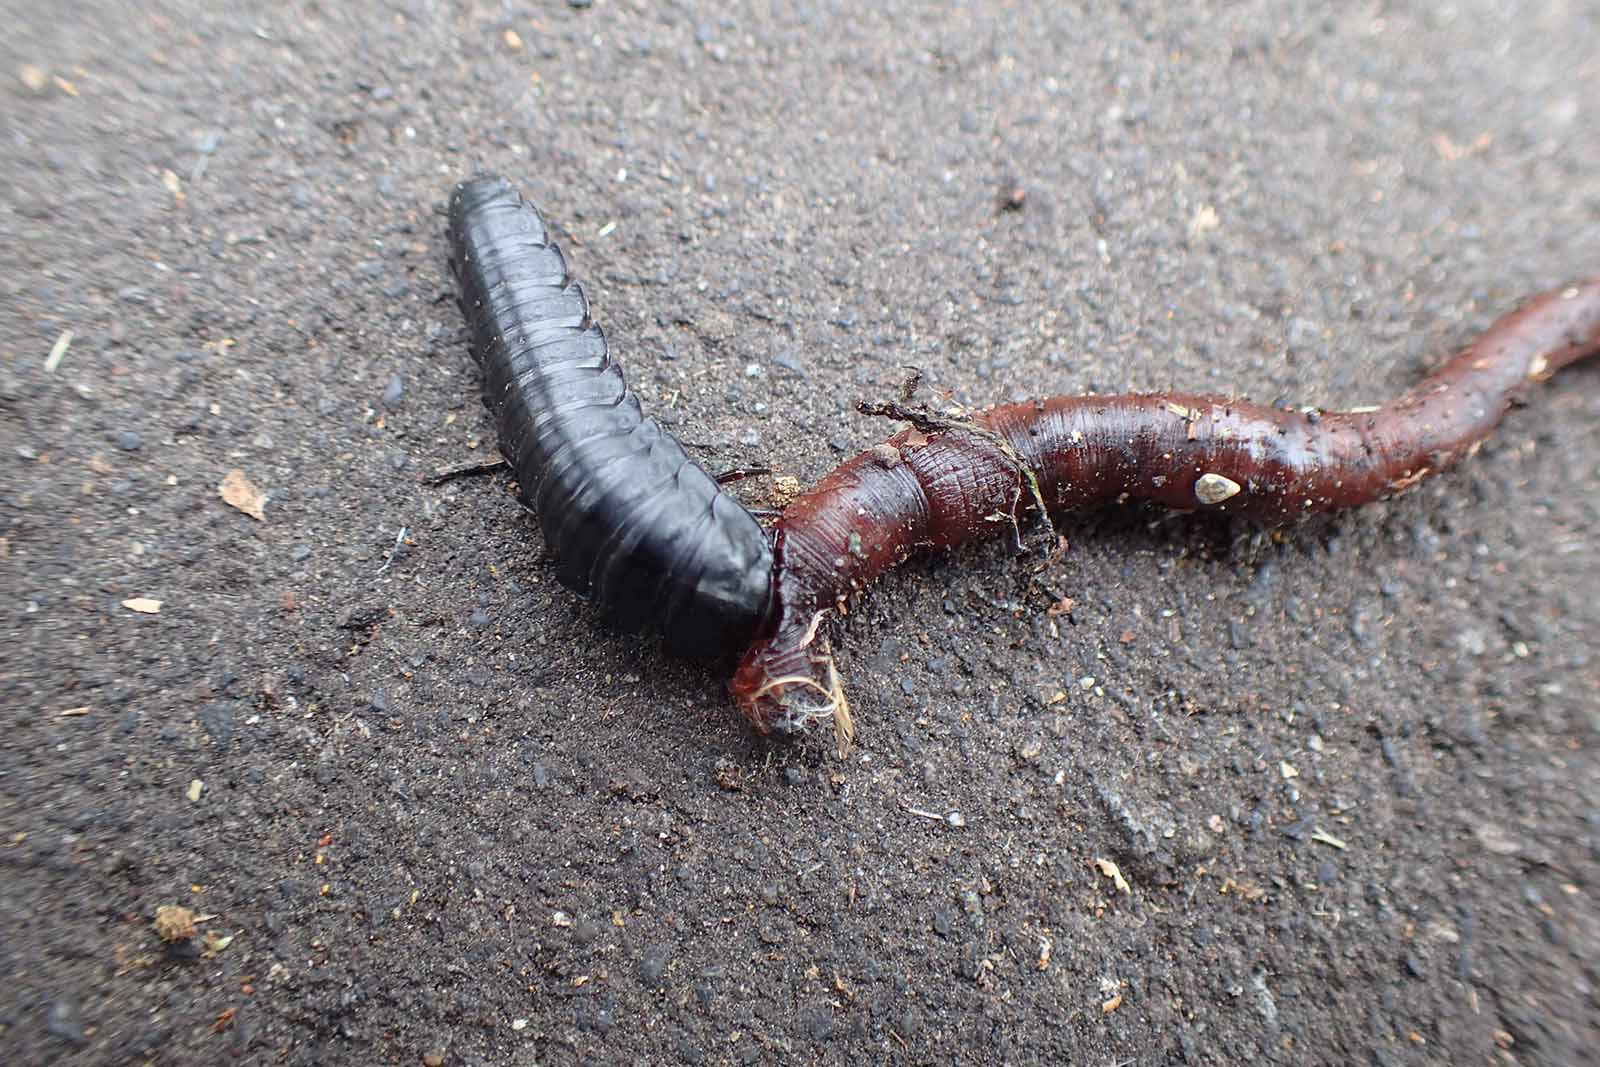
[1347,405,1381,414]
[1194,472,1242,504]
[1528,354,1550,380]
[1563,287,1579,299]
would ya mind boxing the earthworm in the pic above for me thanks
[731,280,1600,751]
[447,176,774,656]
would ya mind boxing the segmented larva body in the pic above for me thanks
[731,281,1600,749]
[447,177,774,657]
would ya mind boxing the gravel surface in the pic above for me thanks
[2,2,1598,1064]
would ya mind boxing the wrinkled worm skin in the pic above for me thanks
[731,280,1600,750]
[448,177,774,657]
[446,178,1599,754]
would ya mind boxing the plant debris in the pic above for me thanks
[153,905,197,943]
[219,468,267,521]
[1094,858,1132,895]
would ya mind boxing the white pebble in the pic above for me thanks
[1195,472,1242,504]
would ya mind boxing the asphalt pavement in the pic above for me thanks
[2,2,1598,1064]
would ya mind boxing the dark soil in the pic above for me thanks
[2,2,1597,1064]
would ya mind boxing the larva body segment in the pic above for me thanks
[448,177,775,657]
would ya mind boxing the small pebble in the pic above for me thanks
[1228,620,1251,650]
[771,350,806,376]
[46,999,87,1047]
[381,374,405,410]
[640,947,670,984]
[116,430,143,451]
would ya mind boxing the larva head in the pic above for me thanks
[730,620,854,756]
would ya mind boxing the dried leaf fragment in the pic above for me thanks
[1046,596,1075,617]
[1094,857,1131,895]
[1189,204,1220,237]
[122,597,162,614]
[1220,876,1268,902]
[19,64,49,92]
[219,468,267,521]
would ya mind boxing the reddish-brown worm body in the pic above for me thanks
[732,281,1600,749]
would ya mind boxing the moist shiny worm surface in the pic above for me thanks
[448,176,1599,753]
[732,279,1600,750]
